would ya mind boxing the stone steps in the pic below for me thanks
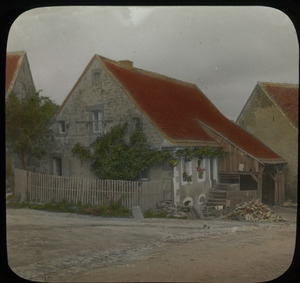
[203,188,228,217]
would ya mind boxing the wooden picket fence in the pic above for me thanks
[13,169,173,212]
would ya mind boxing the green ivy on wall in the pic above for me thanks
[72,123,225,181]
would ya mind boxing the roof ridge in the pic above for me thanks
[97,54,197,88]
[7,50,26,55]
[258,81,298,89]
[258,81,298,131]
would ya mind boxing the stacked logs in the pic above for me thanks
[223,199,286,222]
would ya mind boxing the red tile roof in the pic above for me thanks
[5,51,25,96]
[259,82,298,129]
[100,56,282,162]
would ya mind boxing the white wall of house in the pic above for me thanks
[173,157,218,206]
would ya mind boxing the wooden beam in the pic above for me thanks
[267,172,276,181]
[257,165,264,202]
[250,173,258,183]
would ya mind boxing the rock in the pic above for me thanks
[152,200,192,218]
[132,206,144,220]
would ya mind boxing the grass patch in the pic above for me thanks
[143,209,188,219]
[144,209,169,218]
[6,197,131,217]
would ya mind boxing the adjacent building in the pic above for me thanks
[5,51,36,172]
[5,51,35,100]
[236,82,298,202]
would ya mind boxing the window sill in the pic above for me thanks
[181,181,192,185]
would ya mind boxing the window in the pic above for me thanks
[183,197,193,207]
[53,157,62,176]
[198,194,206,205]
[58,121,65,133]
[197,159,206,181]
[182,158,192,183]
[92,69,101,86]
[132,117,141,128]
[92,111,103,133]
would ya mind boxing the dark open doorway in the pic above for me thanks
[262,167,275,205]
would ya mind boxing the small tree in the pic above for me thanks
[5,92,59,169]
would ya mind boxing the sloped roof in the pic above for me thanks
[259,82,298,129]
[5,51,26,96]
[56,54,284,163]
[99,56,283,163]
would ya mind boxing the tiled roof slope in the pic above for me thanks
[5,51,25,96]
[259,82,298,129]
[99,56,282,162]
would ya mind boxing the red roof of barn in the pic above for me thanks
[5,51,26,97]
[57,54,285,164]
[259,82,298,129]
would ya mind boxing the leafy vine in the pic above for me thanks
[71,123,225,181]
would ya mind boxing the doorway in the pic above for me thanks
[262,168,275,205]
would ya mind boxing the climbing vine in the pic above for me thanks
[72,123,225,181]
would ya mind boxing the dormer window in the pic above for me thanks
[58,121,65,133]
[92,110,103,133]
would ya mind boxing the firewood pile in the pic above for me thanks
[223,200,286,222]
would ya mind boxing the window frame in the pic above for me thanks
[92,69,101,86]
[58,121,66,134]
[182,158,193,184]
[92,110,103,133]
[197,158,207,182]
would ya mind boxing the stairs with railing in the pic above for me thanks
[202,183,238,217]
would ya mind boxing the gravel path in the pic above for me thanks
[6,207,297,282]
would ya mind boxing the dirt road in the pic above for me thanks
[6,207,297,282]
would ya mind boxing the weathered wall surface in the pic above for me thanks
[236,85,298,201]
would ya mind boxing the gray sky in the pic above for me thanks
[7,6,298,120]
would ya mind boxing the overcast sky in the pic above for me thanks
[7,6,298,120]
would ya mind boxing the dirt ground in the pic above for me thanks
[5,206,297,282]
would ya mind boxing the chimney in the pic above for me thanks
[118,60,133,67]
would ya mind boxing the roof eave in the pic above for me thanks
[258,158,287,165]
[172,139,221,147]
[196,119,285,165]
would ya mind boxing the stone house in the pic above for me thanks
[236,82,298,202]
[45,55,286,207]
[5,51,35,100]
